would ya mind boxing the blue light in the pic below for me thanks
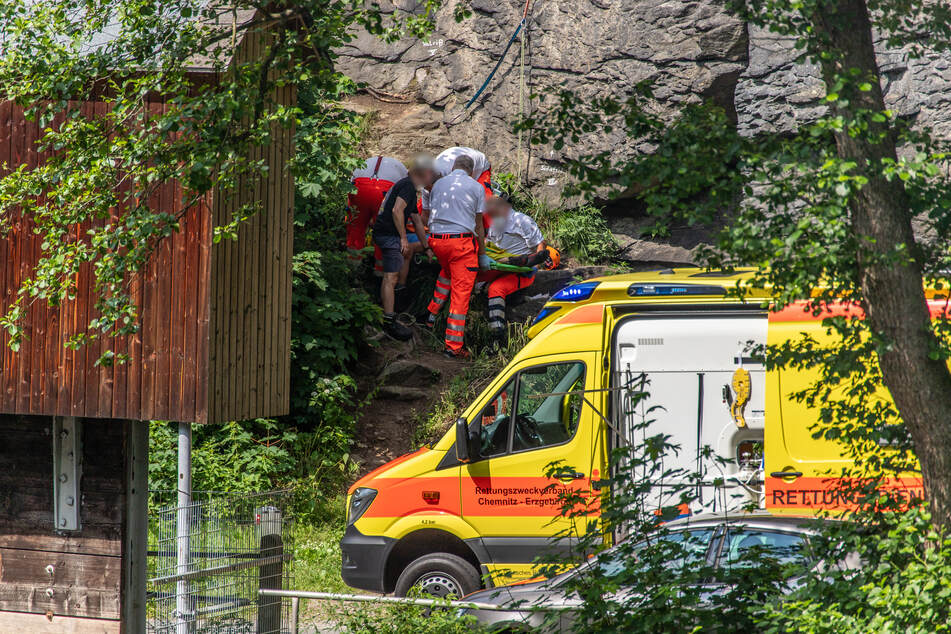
[552,281,601,302]
[627,283,726,297]
[531,305,561,326]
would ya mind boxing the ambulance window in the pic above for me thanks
[512,361,586,453]
[479,378,517,458]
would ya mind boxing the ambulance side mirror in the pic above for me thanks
[455,417,480,463]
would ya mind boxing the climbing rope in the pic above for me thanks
[450,0,534,124]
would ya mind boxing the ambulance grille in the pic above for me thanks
[637,338,664,346]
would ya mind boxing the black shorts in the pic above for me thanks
[373,234,403,273]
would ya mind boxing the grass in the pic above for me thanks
[292,495,350,594]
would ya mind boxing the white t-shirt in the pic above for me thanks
[351,156,408,184]
[435,147,491,178]
[487,210,544,256]
[428,169,487,234]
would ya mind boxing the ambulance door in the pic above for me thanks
[765,318,854,513]
[460,352,600,578]
[613,311,768,515]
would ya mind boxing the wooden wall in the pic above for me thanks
[0,81,294,424]
[207,26,295,424]
[0,416,128,633]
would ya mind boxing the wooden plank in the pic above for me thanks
[168,165,186,421]
[0,548,121,591]
[153,176,172,420]
[0,534,121,559]
[89,99,110,418]
[0,583,120,621]
[279,89,295,414]
[194,192,212,424]
[0,100,14,414]
[0,610,120,633]
[14,107,35,414]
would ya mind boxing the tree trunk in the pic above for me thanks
[811,0,951,527]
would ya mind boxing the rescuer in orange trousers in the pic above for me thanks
[424,154,490,358]
[346,156,407,256]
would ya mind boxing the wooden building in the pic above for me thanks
[0,10,295,632]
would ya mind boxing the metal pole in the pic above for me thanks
[176,422,193,634]
[290,597,299,634]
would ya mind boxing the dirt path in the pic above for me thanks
[351,337,466,478]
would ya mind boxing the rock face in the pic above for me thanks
[338,0,748,199]
[338,1,951,264]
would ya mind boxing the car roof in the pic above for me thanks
[663,511,824,533]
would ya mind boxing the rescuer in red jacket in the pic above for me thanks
[346,156,408,256]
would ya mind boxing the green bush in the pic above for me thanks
[328,599,489,634]
[554,203,619,263]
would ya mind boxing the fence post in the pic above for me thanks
[176,422,194,634]
[256,506,284,634]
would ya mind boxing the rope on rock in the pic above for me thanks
[450,0,535,125]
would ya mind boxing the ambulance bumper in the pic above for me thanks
[340,524,396,593]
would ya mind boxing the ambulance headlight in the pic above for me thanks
[347,488,377,526]
[552,281,600,302]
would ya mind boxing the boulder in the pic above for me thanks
[377,385,431,402]
[378,359,442,388]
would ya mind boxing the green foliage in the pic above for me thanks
[554,204,619,263]
[328,599,489,634]
[758,508,951,632]
[0,0,441,356]
[149,419,297,494]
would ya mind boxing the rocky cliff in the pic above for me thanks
[337,0,951,266]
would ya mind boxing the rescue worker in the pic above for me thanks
[346,156,408,256]
[480,195,556,348]
[434,146,492,195]
[372,155,437,341]
[425,154,491,358]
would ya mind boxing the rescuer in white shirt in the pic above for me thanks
[480,195,557,347]
[423,155,492,358]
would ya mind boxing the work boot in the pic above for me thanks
[416,310,437,330]
[383,313,413,341]
[486,330,506,355]
[443,347,471,360]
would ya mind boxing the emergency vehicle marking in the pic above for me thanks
[770,300,951,322]
[766,476,923,510]
[558,303,604,324]
[463,476,597,516]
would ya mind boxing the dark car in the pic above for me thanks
[460,511,850,632]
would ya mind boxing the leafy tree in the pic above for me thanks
[530,0,951,527]
[0,0,438,354]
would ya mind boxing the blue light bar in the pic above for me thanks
[628,283,727,297]
[531,305,561,326]
[552,281,601,302]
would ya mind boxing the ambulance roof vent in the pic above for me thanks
[627,283,727,297]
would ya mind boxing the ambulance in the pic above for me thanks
[340,268,925,598]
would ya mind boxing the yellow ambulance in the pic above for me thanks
[340,268,925,597]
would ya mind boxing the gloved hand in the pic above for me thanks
[478,254,494,271]
[505,255,529,266]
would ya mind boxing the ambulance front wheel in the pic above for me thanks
[394,553,481,598]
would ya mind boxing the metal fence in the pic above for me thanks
[148,490,294,634]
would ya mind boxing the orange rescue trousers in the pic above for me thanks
[477,270,536,331]
[427,234,478,352]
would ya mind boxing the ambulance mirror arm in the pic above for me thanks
[455,417,480,463]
